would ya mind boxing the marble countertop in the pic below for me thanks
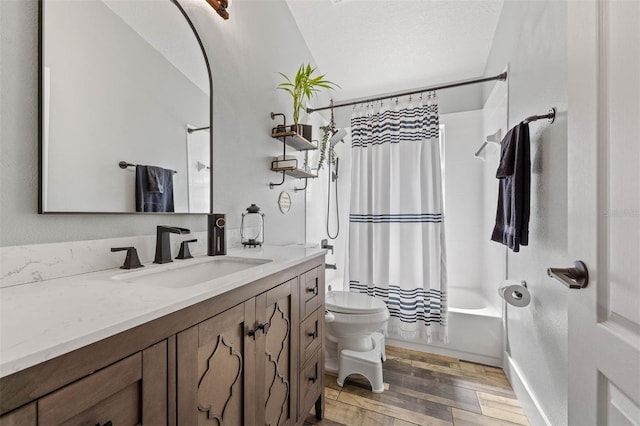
[0,245,325,378]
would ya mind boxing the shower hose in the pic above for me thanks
[327,158,339,240]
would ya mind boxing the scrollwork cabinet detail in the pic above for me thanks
[177,278,307,426]
[177,300,256,426]
[257,280,295,426]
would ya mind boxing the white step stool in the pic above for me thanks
[336,332,386,393]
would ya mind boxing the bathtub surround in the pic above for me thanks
[441,109,495,296]
[349,96,447,343]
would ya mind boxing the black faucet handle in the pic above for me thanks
[111,247,144,269]
[176,239,198,260]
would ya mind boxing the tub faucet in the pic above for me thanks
[154,226,190,264]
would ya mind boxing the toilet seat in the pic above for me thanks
[326,291,387,314]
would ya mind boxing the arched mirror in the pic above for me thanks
[39,0,212,213]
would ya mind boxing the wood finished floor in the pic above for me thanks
[304,346,529,426]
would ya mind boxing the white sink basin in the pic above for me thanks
[111,256,272,288]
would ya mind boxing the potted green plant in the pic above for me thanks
[277,63,339,140]
[316,124,338,170]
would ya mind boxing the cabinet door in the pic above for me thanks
[255,279,296,426]
[177,300,256,426]
[37,340,167,426]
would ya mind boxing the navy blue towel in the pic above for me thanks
[135,165,175,212]
[491,122,530,252]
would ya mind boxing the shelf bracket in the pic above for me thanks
[271,112,286,128]
[294,178,308,192]
[269,171,286,189]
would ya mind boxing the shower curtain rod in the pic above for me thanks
[306,71,507,113]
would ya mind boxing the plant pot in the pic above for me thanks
[291,124,312,142]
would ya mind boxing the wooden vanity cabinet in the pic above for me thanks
[0,259,325,426]
[177,278,302,426]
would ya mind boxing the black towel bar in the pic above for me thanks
[522,108,556,124]
[118,161,177,174]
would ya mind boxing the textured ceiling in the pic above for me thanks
[285,0,504,105]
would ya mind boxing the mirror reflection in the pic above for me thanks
[41,0,211,213]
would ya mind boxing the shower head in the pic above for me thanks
[329,128,348,147]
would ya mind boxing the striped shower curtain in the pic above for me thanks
[348,94,448,343]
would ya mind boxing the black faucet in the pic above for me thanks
[154,226,190,264]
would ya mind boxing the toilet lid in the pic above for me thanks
[326,291,387,314]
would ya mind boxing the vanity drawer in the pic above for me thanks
[300,267,321,319]
[298,348,322,420]
[38,353,142,425]
[299,307,322,364]
[0,403,36,426]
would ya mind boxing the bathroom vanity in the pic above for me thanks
[0,246,325,425]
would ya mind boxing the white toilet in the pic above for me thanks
[324,291,390,393]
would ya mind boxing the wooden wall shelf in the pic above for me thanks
[271,130,317,151]
[269,114,317,190]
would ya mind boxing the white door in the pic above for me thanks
[567,1,640,425]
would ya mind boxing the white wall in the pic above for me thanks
[0,0,316,247]
[184,0,331,247]
[484,1,569,425]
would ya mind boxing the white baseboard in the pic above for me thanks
[503,352,551,426]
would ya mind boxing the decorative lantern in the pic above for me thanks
[241,204,264,247]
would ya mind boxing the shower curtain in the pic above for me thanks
[348,94,448,343]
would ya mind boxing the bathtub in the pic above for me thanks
[386,286,503,366]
